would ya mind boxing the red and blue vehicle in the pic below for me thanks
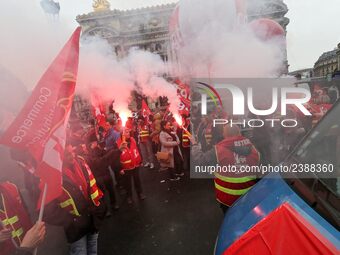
[215,100,340,254]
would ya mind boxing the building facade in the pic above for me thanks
[77,2,175,62]
[77,0,289,67]
[314,48,339,78]
[288,68,313,79]
[75,0,290,117]
[337,43,340,71]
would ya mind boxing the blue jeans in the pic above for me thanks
[69,233,98,255]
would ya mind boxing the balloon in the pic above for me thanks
[249,18,285,41]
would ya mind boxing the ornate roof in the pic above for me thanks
[77,3,177,21]
[316,49,337,63]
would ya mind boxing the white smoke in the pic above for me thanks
[174,0,286,78]
[77,37,179,115]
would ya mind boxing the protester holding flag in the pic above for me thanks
[0,181,46,255]
[0,27,82,211]
[0,27,84,254]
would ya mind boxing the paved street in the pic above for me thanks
[35,165,222,255]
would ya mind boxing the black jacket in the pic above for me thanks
[43,159,107,243]
[85,145,121,179]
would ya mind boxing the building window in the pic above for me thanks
[155,43,162,51]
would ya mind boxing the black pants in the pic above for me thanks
[169,149,183,179]
[124,167,143,197]
[97,175,116,208]
[182,147,190,172]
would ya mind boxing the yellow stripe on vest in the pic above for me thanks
[60,189,80,216]
[214,182,252,196]
[2,215,19,226]
[12,228,23,238]
[90,179,96,187]
[91,190,99,200]
[215,173,256,184]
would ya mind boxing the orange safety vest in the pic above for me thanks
[0,182,32,255]
[182,129,190,148]
[139,124,150,143]
[214,136,260,207]
[117,137,142,170]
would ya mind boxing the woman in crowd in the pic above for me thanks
[159,120,184,181]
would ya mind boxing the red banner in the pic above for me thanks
[90,90,107,128]
[175,79,191,116]
[224,203,338,255]
[141,99,152,119]
[0,27,81,208]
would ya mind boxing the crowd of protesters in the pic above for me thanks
[0,81,338,254]
[0,96,192,255]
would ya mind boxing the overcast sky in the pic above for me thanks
[58,0,340,72]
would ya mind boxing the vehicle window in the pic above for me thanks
[293,102,340,196]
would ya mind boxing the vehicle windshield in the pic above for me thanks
[292,101,340,196]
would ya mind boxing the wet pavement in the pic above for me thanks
[97,167,222,255]
[2,145,223,255]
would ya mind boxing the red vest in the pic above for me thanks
[60,158,103,216]
[0,182,32,255]
[204,124,213,145]
[139,124,150,143]
[117,137,142,170]
[214,136,260,207]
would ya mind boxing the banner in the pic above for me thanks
[175,79,191,116]
[0,27,81,207]
[141,99,152,119]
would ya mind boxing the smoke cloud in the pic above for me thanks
[174,0,286,78]
[77,37,179,115]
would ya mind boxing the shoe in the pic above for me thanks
[113,204,120,210]
[159,167,168,172]
[144,162,150,167]
[127,197,133,204]
[169,177,180,181]
[105,211,112,218]
[175,172,184,177]
[139,193,146,200]
[149,163,155,169]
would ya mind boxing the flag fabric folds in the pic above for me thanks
[0,27,82,208]
[141,99,152,119]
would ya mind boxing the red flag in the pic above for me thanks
[90,90,107,128]
[175,79,191,115]
[0,27,81,208]
[141,100,152,119]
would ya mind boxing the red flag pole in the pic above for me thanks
[33,183,48,255]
